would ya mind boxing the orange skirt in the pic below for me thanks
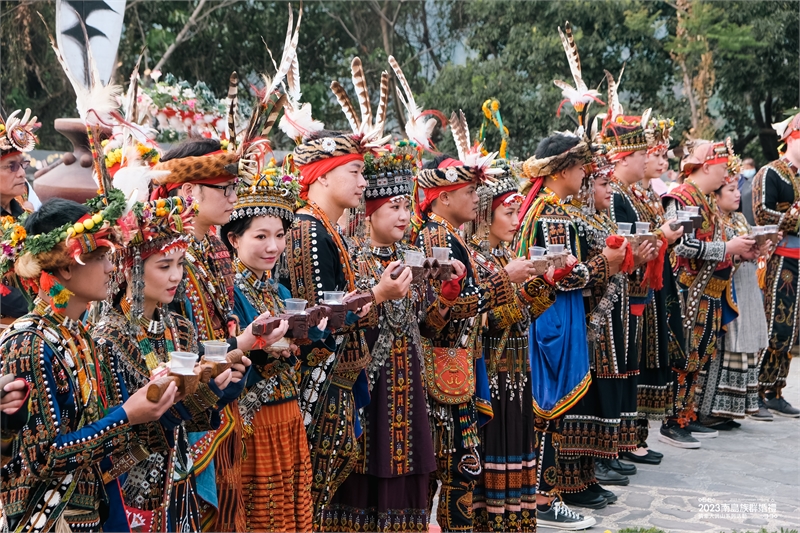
[241,400,313,532]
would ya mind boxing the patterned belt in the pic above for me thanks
[678,271,729,298]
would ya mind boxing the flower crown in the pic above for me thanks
[645,115,675,153]
[124,196,194,258]
[0,215,28,282]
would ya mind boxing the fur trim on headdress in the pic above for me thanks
[153,151,239,186]
[521,140,591,180]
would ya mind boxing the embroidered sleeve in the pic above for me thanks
[518,277,557,319]
[557,254,609,291]
[665,198,727,262]
[1,331,133,480]
[753,166,788,226]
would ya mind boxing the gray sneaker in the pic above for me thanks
[765,396,800,418]
[537,501,596,530]
[750,399,774,421]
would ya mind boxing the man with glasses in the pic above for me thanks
[1,109,39,320]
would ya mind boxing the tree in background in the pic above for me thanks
[1,0,797,165]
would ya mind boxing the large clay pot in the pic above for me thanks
[33,118,100,203]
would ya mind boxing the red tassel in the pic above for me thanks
[605,235,635,273]
[645,235,668,291]
[0,284,10,296]
[39,271,56,292]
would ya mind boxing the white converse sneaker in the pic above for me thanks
[537,500,596,530]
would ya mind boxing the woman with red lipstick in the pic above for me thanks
[467,167,563,532]
[322,142,462,532]
[219,167,327,532]
[93,197,252,533]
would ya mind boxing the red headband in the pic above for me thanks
[1,150,21,161]
[610,150,635,162]
[492,192,522,212]
[365,197,391,217]
[788,130,800,141]
[298,153,364,200]
[418,182,470,213]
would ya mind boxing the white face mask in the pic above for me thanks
[741,168,756,179]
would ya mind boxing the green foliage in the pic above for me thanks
[1,0,797,166]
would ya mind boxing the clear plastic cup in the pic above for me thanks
[202,341,229,361]
[684,206,700,215]
[170,351,198,373]
[751,226,765,235]
[548,244,565,254]
[432,247,451,261]
[529,246,547,257]
[766,225,778,233]
[635,222,651,234]
[322,291,345,304]
[617,222,633,235]
[285,298,308,314]
[404,250,425,267]
[676,210,690,220]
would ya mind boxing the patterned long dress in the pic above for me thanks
[698,212,767,419]
[232,259,320,532]
[555,203,638,494]
[94,304,231,533]
[663,180,736,427]
[415,213,515,532]
[752,158,800,397]
[515,190,609,500]
[322,241,439,532]
[468,237,555,532]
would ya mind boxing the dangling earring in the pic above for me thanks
[131,249,145,320]
[39,271,74,313]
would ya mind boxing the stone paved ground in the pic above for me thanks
[432,354,800,533]
[540,356,800,532]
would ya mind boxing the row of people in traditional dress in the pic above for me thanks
[2,14,799,533]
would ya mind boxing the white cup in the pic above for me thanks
[529,246,547,257]
[617,222,633,235]
[548,244,565,254]
[202,341,229,361]
[404,250,425,267]
[635,222,651,234]
[170,351,198,373]
[322,291,345,304]
[432,247,451,261]
[285,298,308,314]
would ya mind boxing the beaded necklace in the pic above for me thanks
[185,235,233,339]
[613,178,657,223]
[305,200,356,291]
[34,299,108,418]
[120,298,178,373]
[234,258,284,316]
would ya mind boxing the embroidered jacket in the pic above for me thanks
[0,303,136,532]
[752,158,800,236]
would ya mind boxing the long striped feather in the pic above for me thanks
[450,110,470,163]
[261,93,288,137]
[330,80,360,132]
[350,57,372,132]
[558,21,587,93]
[374,71,390,134]
[227,71,239,147]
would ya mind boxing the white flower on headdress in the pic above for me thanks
[445,168,458,182]
[321,138,337,153]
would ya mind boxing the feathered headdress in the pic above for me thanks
[773,110,800,142]
[0,109,39,157]
[596,66,649,157]
[553,21,605,135]
[277,4,324,142]
[292,57,391,169]
[389,55,446,152]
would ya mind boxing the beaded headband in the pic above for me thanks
[601,116,649,155]
[363,141,419,201]
[231,159,300,223]
[123,196,194,259]
[0,109,38,156]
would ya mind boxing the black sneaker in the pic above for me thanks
[594,459,630,485]
[765,396,800,418]
[751,398,774,421]
[587,483,617,504]
[619,450,661,465]
[658,423,701,449]
[725,419,742,428]
[686,421,719,438]
[604,458,637,475]
[537,501,596,530]
[562,488,607,509]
